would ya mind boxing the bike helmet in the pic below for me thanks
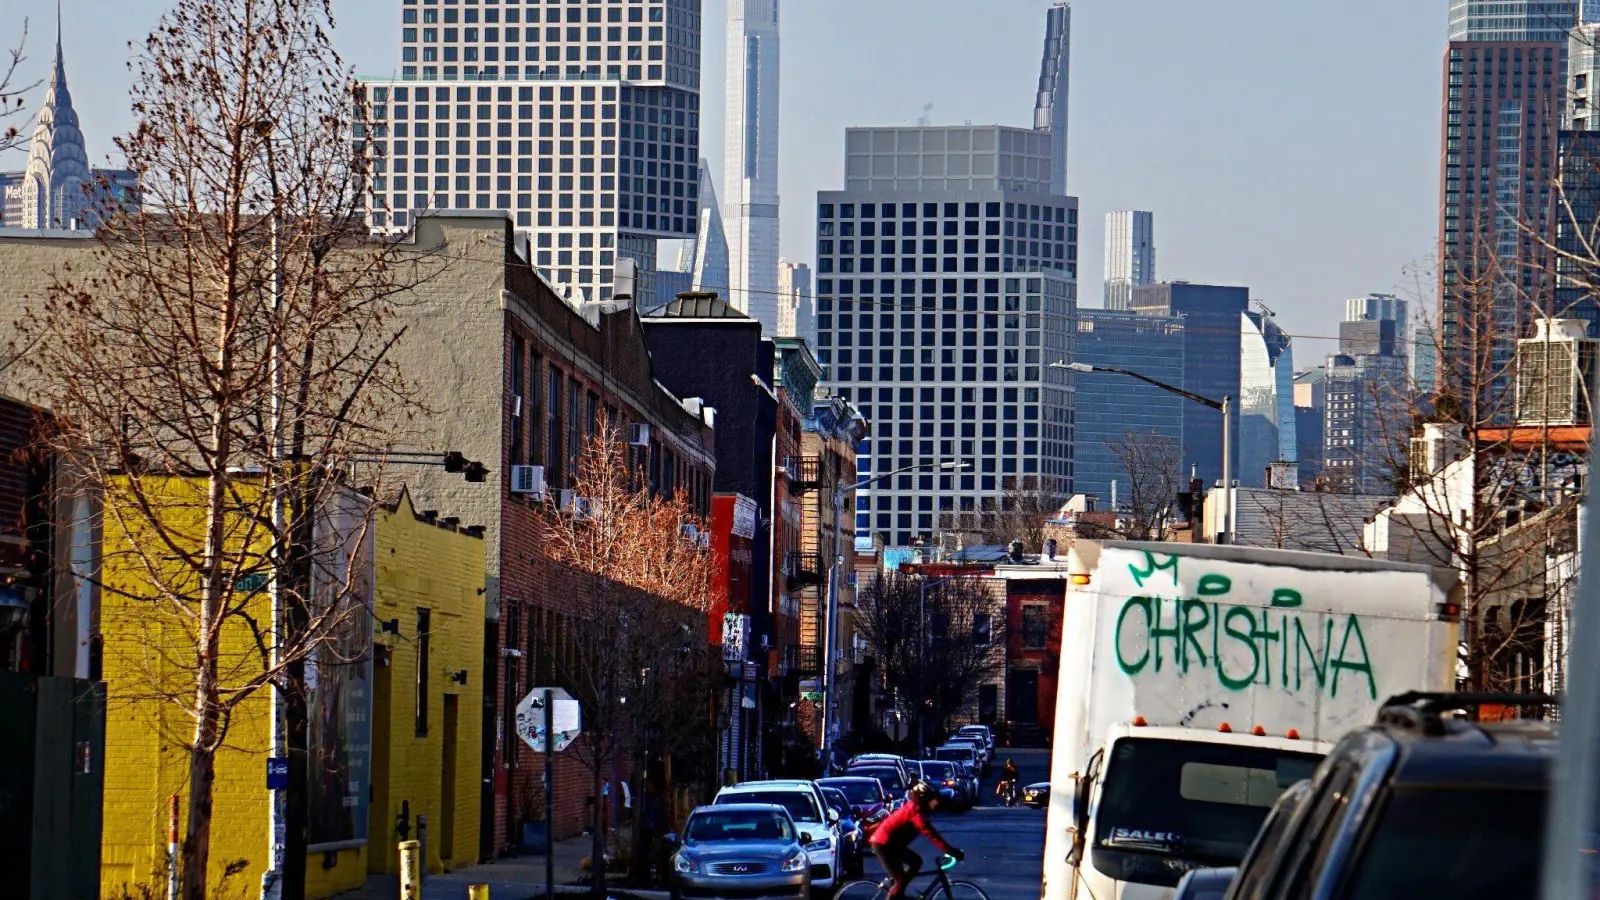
[909,780,937,804]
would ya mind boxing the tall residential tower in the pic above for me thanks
[1102,210,1154,310]
[1033,3,1071,195]
[815,125,1078,548]
[724,0,782,330]
[363,0,704,303]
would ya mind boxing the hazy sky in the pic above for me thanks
[4,0,1448,363]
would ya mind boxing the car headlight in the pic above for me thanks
[674,853,697,875]
[782,852,808,873]
[805,835,832,852]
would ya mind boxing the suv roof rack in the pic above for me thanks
[1377,692,1559,737]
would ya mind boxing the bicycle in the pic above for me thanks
[996,780,1020,808]
[835,854,991,900]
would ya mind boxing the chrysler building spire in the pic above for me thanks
[19,2,92,229]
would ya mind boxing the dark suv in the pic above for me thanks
[1219,693,1556,900]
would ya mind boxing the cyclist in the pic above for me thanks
[995,758,1020,805]
[867,781,964,900]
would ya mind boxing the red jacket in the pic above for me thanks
[867,801,955,853]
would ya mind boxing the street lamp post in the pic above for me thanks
[915,573,964,756]
[1054,361,1234,544]
[822,459,970,761]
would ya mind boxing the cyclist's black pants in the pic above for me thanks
[874,843,922,900]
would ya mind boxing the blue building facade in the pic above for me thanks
[1073,310,1185,509]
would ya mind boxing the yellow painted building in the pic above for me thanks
[96,479,484,899]
[367,488,485,876]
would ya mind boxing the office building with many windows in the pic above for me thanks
[1072,310,1184,511]
[1130,282,1247,489]
[1238,307,1296,486]
[364,0,704,303]
[812,126,1078,547]
[1102,210,1154,310]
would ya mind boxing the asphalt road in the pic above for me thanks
[907,748,1051,900]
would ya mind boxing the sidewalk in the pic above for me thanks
[335,833,647,900]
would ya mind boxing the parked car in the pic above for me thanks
[956,724,995,752]
[917,760,970,809]
[714,781,843,889]
[933,744,981,784]
[670,803,811,900]
[906,760,958,806]
[1021,781,1049,809]
[819,786,866,878]
[817,776,893,822]
[1219,693,1554,900]
[846,753,914,787]
[1172,867,1236,900]
[944,735,989,771]
[847,765,910,804]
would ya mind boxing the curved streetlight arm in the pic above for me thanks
[1064,362,1224,412]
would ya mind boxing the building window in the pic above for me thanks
[415,608,432,736]
[1022,604,1047,650]
[973,612,993,646]
[547,367,564,484]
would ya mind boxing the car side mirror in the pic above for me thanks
[828,808,840,824]
[800,831,814,844]
[665,832,679,846]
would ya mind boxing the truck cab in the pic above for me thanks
[1063,724,1327,900]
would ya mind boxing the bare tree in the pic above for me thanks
[0,20,34,154]
[536,422,718,897]
[853,572,1004,750]
[965,478,1067,552]
[1103,429,1183,540]
[15,1,425,897]
[1374,228,1584,696]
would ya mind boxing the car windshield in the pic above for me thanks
[1093,738,1322,868]
[823,780,884,804]
[854,767,906,793]
[687,810,795,844]
[921,762,955,780]
[721,791,822,824]
[1335,786,1545,900]
[821,788,850,816]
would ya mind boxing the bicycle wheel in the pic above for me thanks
[928,880,992,900]
[835,878,889,900]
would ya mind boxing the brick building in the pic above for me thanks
[379,213,718,856]
[639,292,778,776]
[988,560,1068,747]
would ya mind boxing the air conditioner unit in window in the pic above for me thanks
[846,571,858,587]
[558,489,578,512]
[696,532,710,550]
[511,394,524,417]
[510,464,546,498]
[681,523,699,541]
[629,423,651,447]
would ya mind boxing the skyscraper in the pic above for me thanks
[1323,307,1410,494]
[1449,0,1599,41]
[1033,2,1071,195]
[724,0,782,330]
[776,259,812,339]
[363,0,704,303]
[1438,16,1566,405]
[1103,210,1154,310]
[814,124,1078,548]
[1566,21,1600,128]
[0,13,136,231]
[1131,282,1248,489]
[1073,310,1184,510]
[1238,307,1296,486]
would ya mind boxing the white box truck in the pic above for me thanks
[1041,541,1460,900]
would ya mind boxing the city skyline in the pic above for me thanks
[2,0,1447,363]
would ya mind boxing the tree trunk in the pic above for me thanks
[181,656,223,900]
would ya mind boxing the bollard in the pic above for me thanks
[398,840,422,900]
[467,885,490,900]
